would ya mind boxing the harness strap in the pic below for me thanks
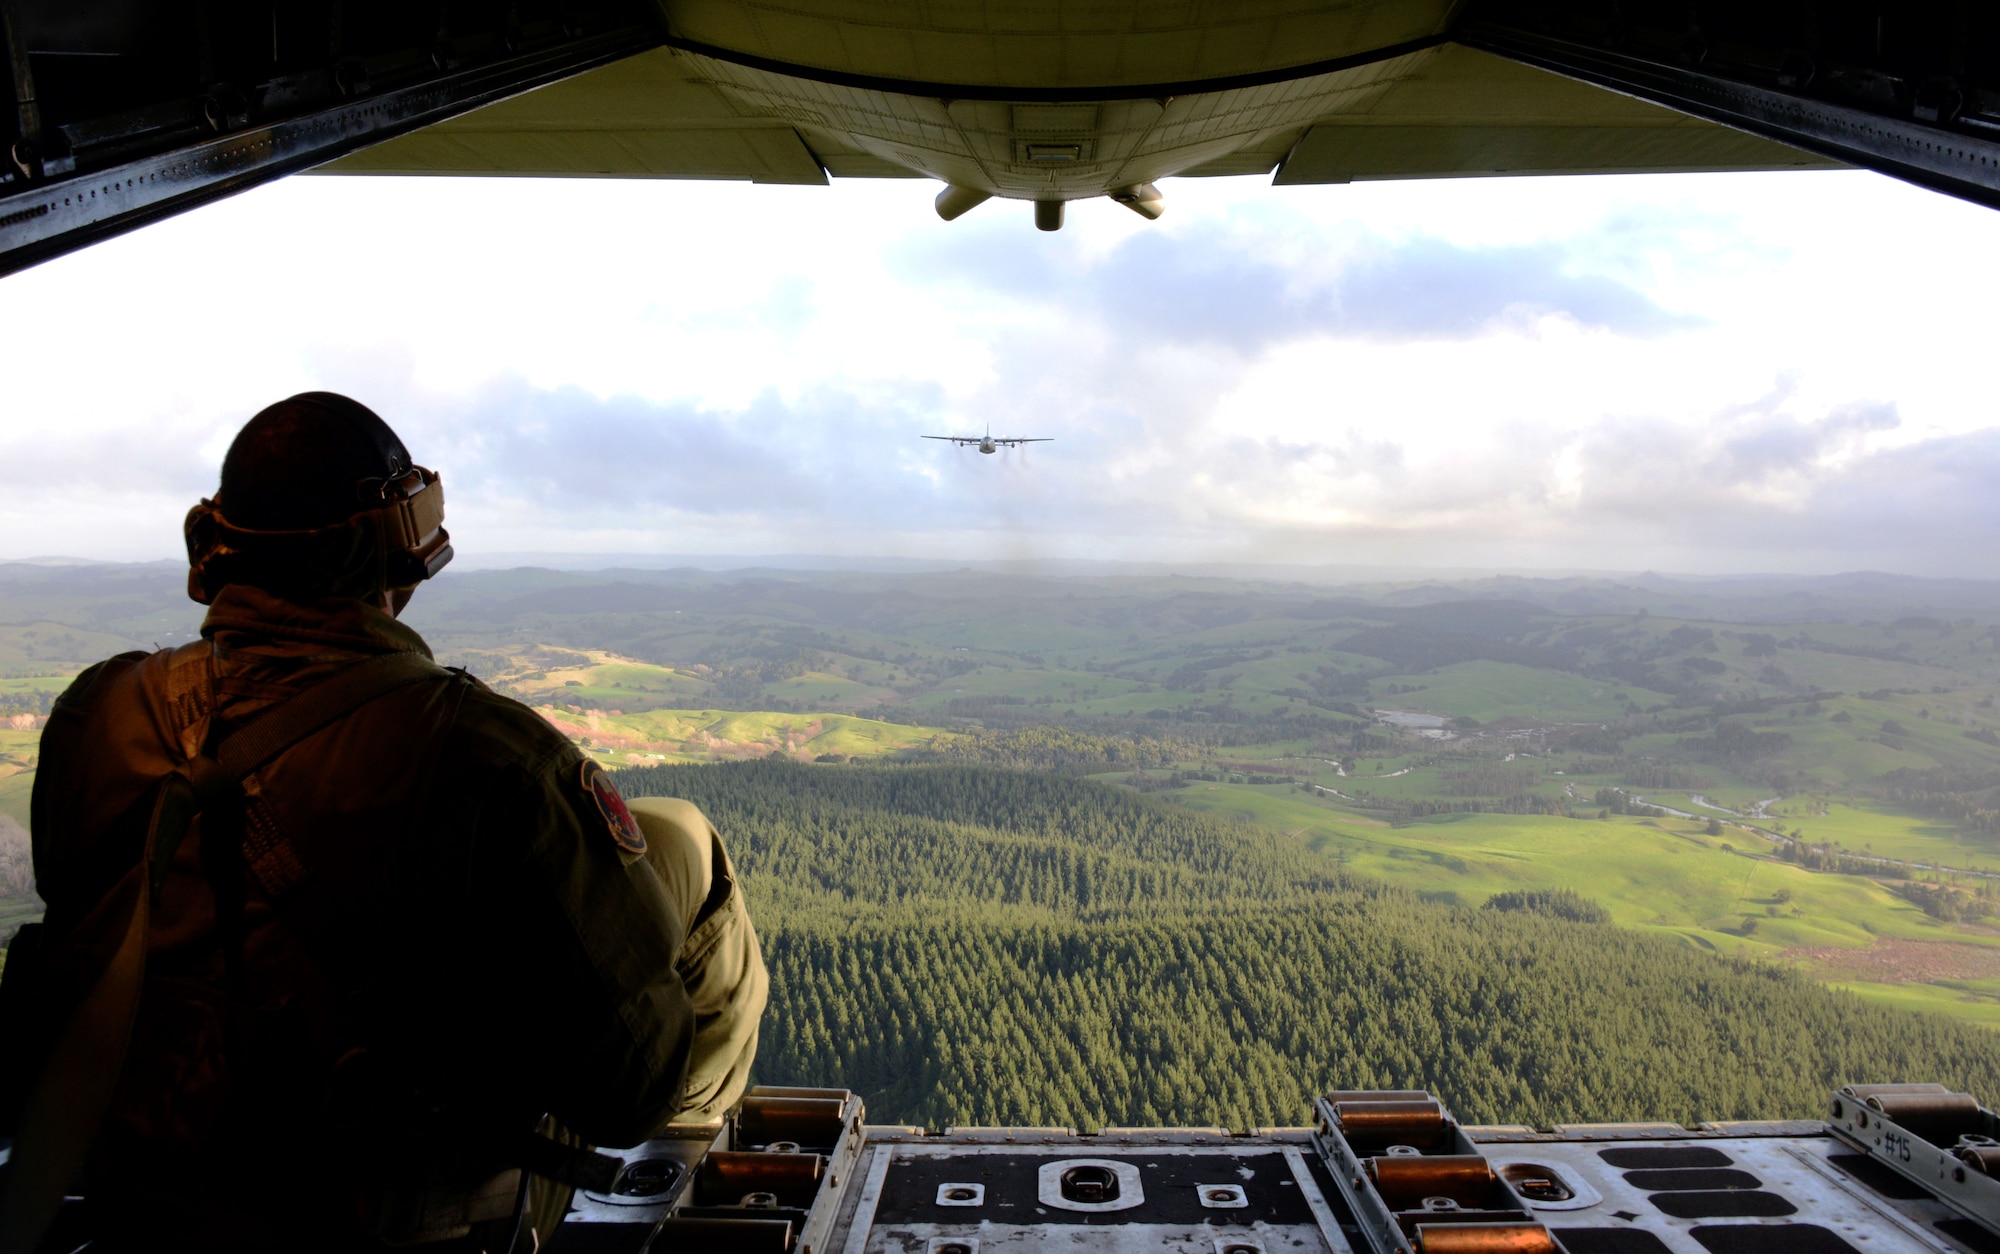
[211,651,442,779]
[0,649,446,1254]
[147,651,443,906]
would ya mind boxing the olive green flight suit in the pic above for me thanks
[624,797,765,1124]
[22,583,766,1249]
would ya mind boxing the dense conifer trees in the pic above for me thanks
[617,761,2000,1129]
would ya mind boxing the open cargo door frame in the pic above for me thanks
[0,1,663,278]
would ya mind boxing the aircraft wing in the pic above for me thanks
[994,439,1054,446]
[923,436,974,445]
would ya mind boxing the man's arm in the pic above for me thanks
[625,797,769,1123]
[468,749,698,1148]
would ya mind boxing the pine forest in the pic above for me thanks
[615,760,2000,1131]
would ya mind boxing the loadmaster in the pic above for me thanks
[0,392,769,1252]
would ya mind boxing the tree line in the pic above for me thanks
[912,726,1203,776]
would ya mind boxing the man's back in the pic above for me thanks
[0,393,766,1253]
[26,582,697,1246]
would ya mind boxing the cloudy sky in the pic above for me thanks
[2,161,1998,575]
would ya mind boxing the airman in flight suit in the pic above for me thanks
[2,393,766,1251]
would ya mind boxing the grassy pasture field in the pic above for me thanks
[1830,982,2000,1027]
[1158,779,2000,1027]
[0,728,39,828]
[0,625,138,672]
[543,705,949,766]
[766,673,898,705]
[1360,660,1672,724]
[0,675,75,698]
[1634,794,2000,871]
[0,771,32,828]
[451,650,956,764]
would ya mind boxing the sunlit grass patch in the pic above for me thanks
[541,706,953,765]
[1166,781,2000,1026]
[1367,660,1671,723]
[0,771,31,828]
[1769,799,2000,871]
[1828,979,2000,1029]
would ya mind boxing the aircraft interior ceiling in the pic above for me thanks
[1,0,1996,270]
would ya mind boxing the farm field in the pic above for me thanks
[0,625,141,671]
[0,674,74,699]
[1663,795,2000,871]
[457,648,955,763]
[1795,801,2000,868]
[1159,780,2000,1028]
[544,705,949,766]
[0,728,38,828]
[1365,660,1670,724]
[1827,981,2000,1028]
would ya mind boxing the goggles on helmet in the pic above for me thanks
[184,466,453,605]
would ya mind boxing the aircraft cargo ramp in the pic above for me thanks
[546,1084,2000,1254]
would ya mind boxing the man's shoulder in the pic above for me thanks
[49,648,171,722]
[446,681,584,776]
[35,648,180,830]
[439,684,648,867]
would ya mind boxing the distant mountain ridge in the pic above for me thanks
[10,558,2000,624]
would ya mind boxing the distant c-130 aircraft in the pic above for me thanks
[924,425,1053,455]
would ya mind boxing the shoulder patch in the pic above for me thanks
[581,759,647,856]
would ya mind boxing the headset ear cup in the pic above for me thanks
[370,510,422,592]
[421,533,453,579]
[367,509,390,594]
[383,540,431,588]
[183,501,221,605]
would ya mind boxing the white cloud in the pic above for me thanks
[2,165,1999,573]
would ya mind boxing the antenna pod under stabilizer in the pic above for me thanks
[934,185,991,221]
[1110,183,1164,220]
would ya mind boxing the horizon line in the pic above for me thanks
[5,552,1998,587]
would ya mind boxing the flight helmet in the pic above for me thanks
[184,392,453,604]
